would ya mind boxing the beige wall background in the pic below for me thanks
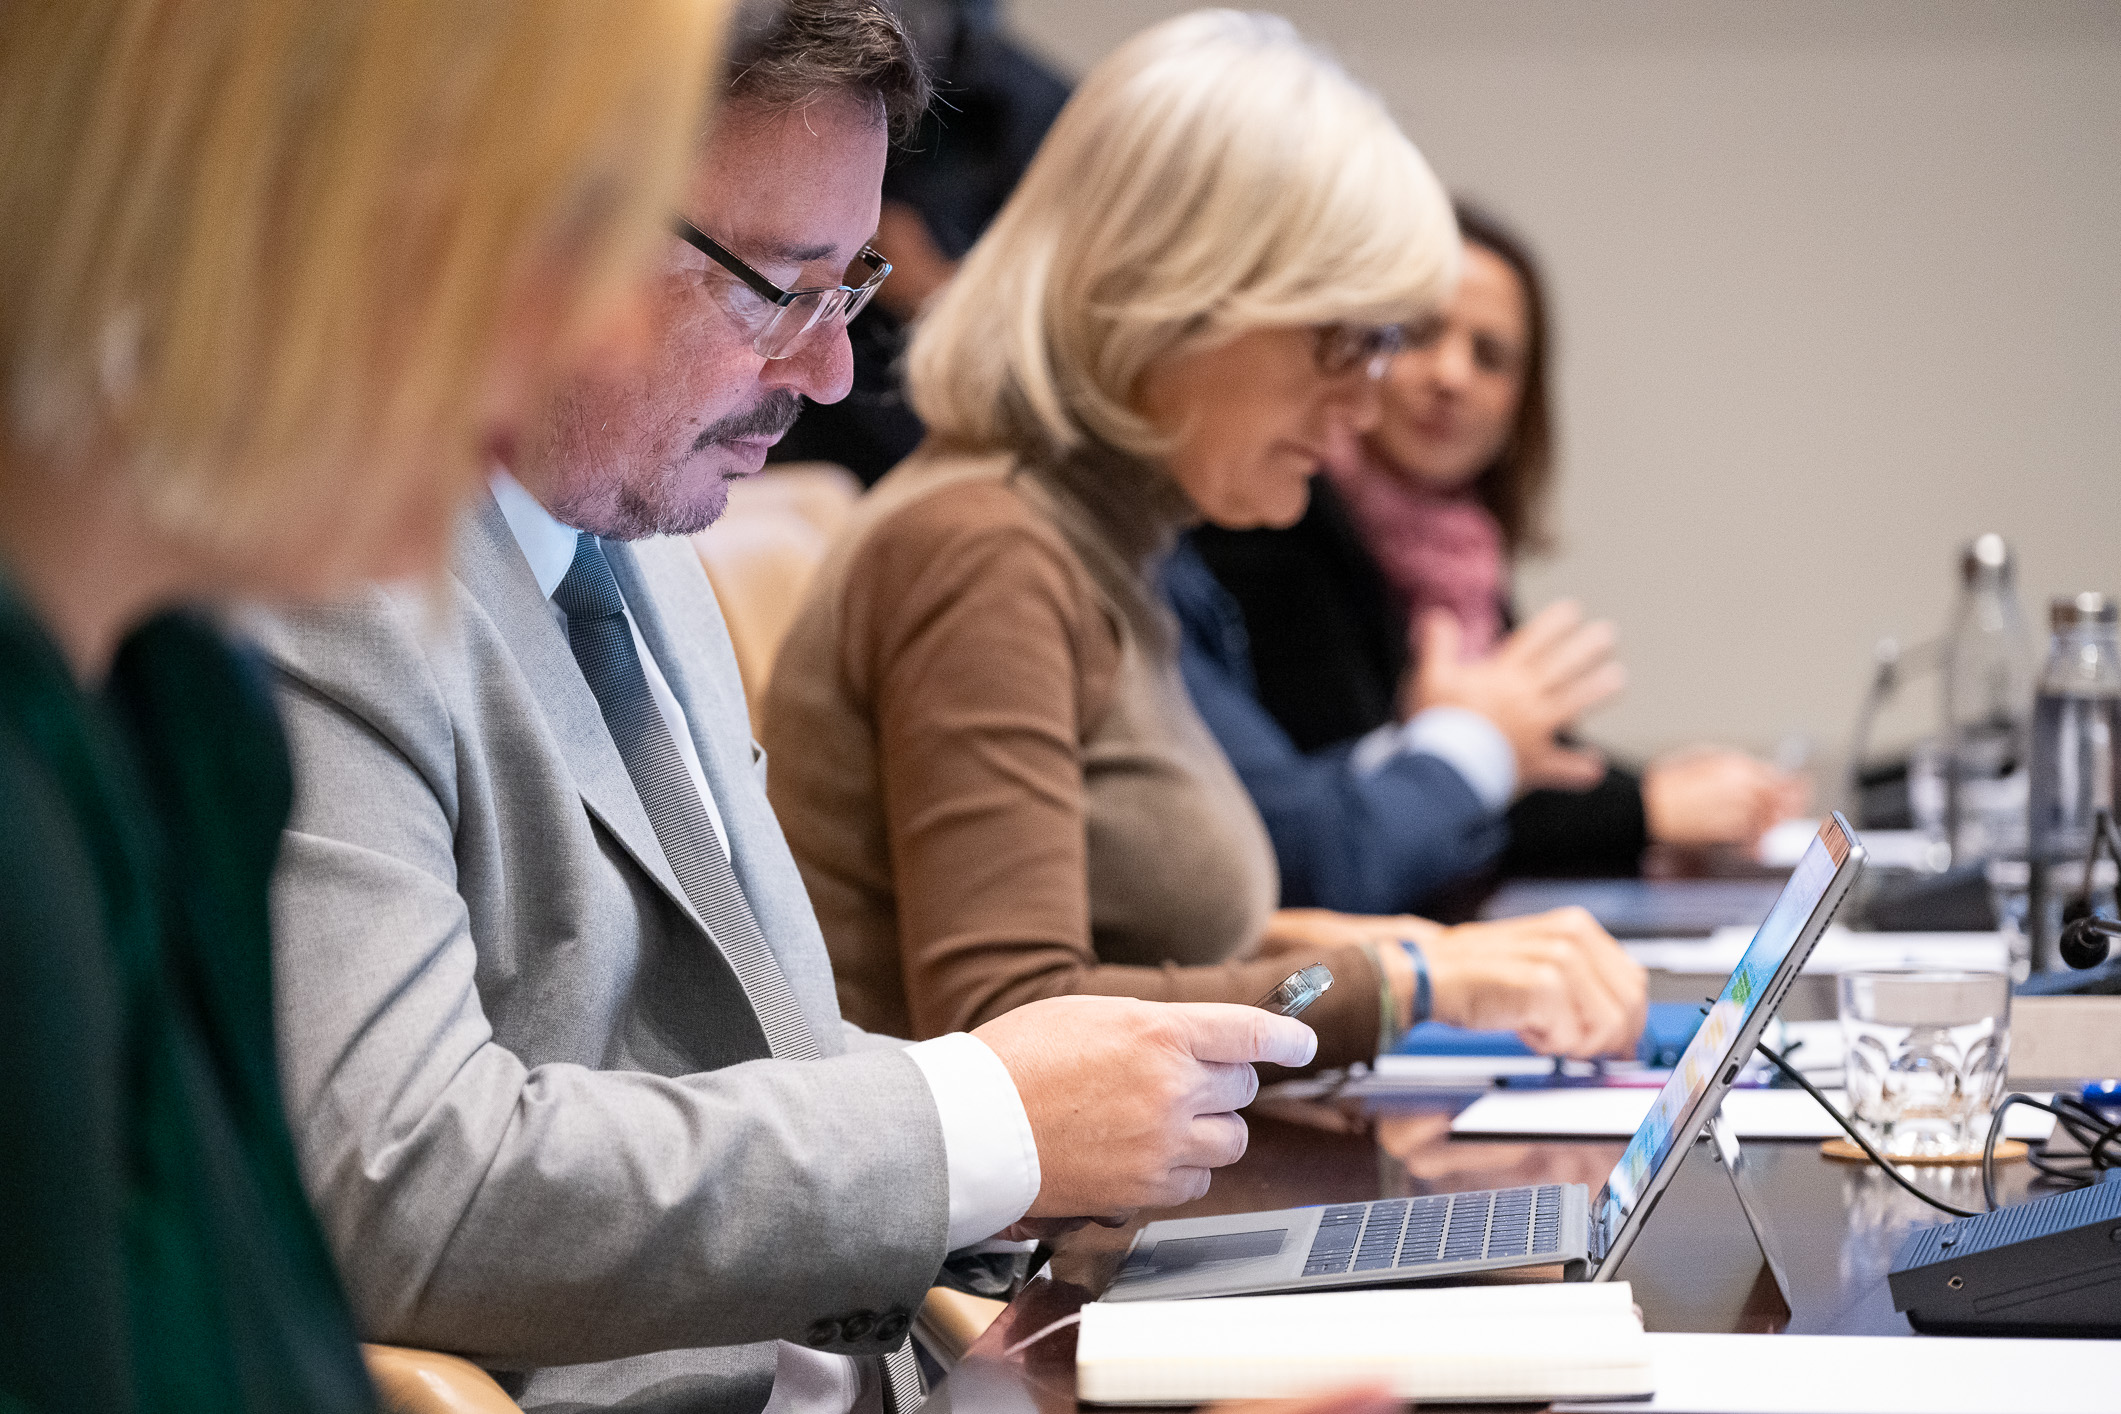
[1003,0,2121,799]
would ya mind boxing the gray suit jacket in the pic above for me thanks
[259,499,950,1412]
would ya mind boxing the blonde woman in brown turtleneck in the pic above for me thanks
[762,10,1646,1073]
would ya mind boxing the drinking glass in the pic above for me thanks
[1839,970,2011,1158]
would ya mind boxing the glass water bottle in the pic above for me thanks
[1940,533,2033,867]
[2029,592,2121,970]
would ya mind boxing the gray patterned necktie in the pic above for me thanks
[552,533,923,1411]
[552,531,817,1060]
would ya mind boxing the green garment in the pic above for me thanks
[0,583,372,1414]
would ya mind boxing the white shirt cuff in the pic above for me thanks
[903,1032,1041,1250]
[759,1343,860,1414]
[1351,706,1517,813]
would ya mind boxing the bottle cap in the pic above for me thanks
[2051,591,2119,629]
[1961,533,2013,584]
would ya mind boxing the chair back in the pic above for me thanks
[692,462,860,733]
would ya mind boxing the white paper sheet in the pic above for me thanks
[1450,1087,2055,1141]
[1625,926,2010,976]
[1552,1331,2116,1413]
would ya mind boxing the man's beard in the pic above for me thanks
[605,390,805,539]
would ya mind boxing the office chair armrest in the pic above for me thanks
[361,1344,522,1414]
[918,1286,1008,1365]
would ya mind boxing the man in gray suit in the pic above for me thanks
[260,5,1314,1412]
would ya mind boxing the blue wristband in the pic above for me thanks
[1399,939,1433,1027]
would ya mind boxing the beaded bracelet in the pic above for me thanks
[1357,940,1397,1054]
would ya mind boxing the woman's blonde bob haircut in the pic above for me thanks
[0,0,728,567]
[908,9,1459,463]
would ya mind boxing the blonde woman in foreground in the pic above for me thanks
[763,10,1646,1072]
[0,1,726,1408]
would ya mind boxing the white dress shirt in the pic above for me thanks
[1349,705,1518,813]
[490,473,1040,1413]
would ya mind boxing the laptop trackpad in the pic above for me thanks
[1127,1228,1288,1275]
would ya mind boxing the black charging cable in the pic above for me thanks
[1752,1038,1982,1218]
[1752,1039,2121,1219]
[1980,1092,2121,1209]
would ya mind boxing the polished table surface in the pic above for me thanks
[928,1085,2055,1411]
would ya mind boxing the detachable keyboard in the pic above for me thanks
[1102,1183,1593,1302]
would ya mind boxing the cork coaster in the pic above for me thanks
[1820,1137,2027,1166]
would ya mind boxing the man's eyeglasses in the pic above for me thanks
[674,216,891,360]
[1314,322,1409,381]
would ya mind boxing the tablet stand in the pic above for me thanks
[1607,1108,1793,1332]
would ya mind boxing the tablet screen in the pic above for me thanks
[1592,829,1847,1247]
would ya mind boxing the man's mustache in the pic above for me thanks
[692,392,803,453]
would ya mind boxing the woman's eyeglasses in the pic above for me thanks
[674,216,892,360]
[1313,322,1411,381]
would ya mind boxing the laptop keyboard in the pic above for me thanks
[1302,1185,1565,1277]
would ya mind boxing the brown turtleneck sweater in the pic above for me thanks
[760,444,1385,1069]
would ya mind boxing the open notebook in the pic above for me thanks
[1075,1283,1653,1406]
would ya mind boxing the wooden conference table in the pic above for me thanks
[925,1082,2055,1411]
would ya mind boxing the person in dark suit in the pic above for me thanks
[1190,202,1801,910]
[769,0,1071,484]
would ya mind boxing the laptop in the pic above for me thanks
[1101,814,1866,1302]
[1477,876,1794,938]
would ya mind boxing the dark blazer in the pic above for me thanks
[1163,540,1505,914]
[770,24,1071,486]
[0,588,371,1414]
[1191,476,1650,879]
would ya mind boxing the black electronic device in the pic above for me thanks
[1889,1180,2121,1336]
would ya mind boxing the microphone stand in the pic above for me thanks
[1844,636,1941,825]
[2059,807,2121,969]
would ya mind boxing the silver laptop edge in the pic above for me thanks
[1103,814,1865,1302]
[1589,812,1863,1277]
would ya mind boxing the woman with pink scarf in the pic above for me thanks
[1177,202,1801,911]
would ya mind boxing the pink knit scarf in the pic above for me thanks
[1324,445,1506,660]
